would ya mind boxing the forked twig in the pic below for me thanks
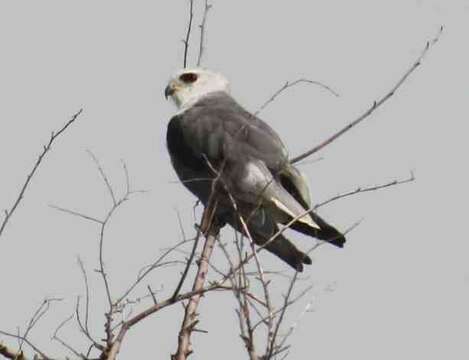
[267,272,299,359]
[255,79,339,116]
[51,315,86,359]
[0,330,50,360]
[0,109,82,238]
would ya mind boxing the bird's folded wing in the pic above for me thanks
[172,93,320,230]
[176,94,289,171]
[243,161,320,230]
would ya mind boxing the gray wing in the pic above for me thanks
[177,92,289,173]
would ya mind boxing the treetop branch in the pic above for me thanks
[291,26,443,164]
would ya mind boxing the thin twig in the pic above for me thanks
[291,26,443,164]
[54,154,145,356]
[117,238,194,305]
[0,108,82,238]
[75,297,104,352]
[121,160,130,196]
[48,205,103,224]
[175,208,188,241]
[225,192,275,355]
[19,298,62,353]
[234,240,259,360]
[86,150,117,205]
[51,315,86,359]
[196,0,212,67]
[76,257,91,334]
[182,0,195,68]
[104,282,230,360]
[171,229,201,300]
[315,172,415,209]
[240,279,259,360]
[98,215,114,311]
[255,79,339,116]
[267,272,299,359]
[276,300,313,355]
[147,285,158,305]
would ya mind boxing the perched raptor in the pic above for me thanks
[165,68,345,271]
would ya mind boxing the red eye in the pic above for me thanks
[179,72,198,83]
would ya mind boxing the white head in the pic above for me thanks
[165,68,230,109]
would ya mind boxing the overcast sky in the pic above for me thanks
[1,1,468,359]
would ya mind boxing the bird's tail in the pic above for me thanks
[289,211,346,248]
[260,233,312,272]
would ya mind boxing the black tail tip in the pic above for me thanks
[318,226,346,248]
[328,235,346,248]
[303,254,312,265]
[308,212,346,248]
[294,253,312,272]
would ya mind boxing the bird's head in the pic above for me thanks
[165,68,230,109]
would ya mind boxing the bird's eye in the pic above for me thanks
[179,72,198,83]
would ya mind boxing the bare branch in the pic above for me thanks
[267,272,299,359]
[117,238,193,305]
[174,208,188,241]
[147,285,158,305]
[51,315,86,359]
[171,229,201,300]
[48,205,103,224]
[240,266,260,360]
[225,193,275,355]
[104,282,230,360]
[18,298,63,354]
[121,160,130,196]
[172,203,221,360]
[76,257,91,335]
[0,108,82,239]
[182,0,195,68]
[275,300,313,355]
[86,150,117,206]
[196,0,212,67]
[98,219,114,312]
[75,297,104,353]
[315,172,415,209]
[53,155,146,357]
[291,26,443,164]
[0,330,51,360]
[255,79,339,116]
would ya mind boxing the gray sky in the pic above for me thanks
[1,1,468,359]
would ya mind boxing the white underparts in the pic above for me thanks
[243,161,269,188]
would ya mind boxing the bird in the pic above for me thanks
[165,68,345,272]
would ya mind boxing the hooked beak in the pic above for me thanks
[164,83,175,100]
